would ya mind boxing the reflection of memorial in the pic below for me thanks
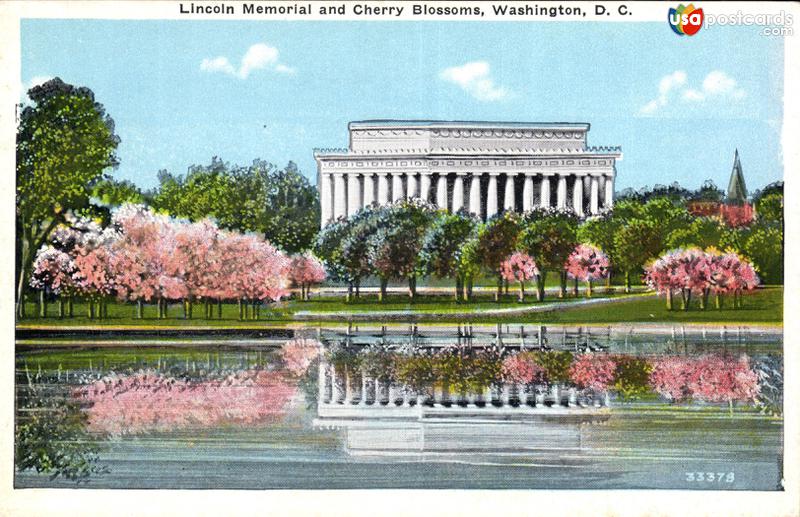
[315,356,609,451]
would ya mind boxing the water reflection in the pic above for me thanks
[14,333,783,490]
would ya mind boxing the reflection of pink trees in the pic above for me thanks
[30,204,291,320]
[644,248,759,310]
[501,352,547,384]
[650,354,759,414]
[77,369,297,436]
[569,353,616,392]
[280,338,321,377]
[565,244,610,297]
[288,254,327,301]
[500,252,538,302]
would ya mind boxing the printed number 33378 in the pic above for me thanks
[686,472,735,483]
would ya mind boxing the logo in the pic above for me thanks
[668,4,704,36]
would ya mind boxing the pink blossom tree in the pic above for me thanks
[565,244,610,297]
[29,246,77,317]
[280,338,322,377]
[649,355,695,402]
[569,353,616,392]
[687,354,760,414]
[288,253,327,301]
[501,352,548,385]
[500,252,539,302]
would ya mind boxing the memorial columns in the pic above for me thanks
[333,173,346,219]
[347,174,361,217]
[486,173,499,218]
[469,174,482,217]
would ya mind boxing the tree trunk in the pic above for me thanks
[700,288,710,310]
[466,278,473,301]
[58,298,65,318]
[624,271,631,293]
[504,279,509,295]
[346,282,353,302]
[715,291,722,309]
[137,299,144,319]
[217,299,222,319]
[408,275,416,301]
[16,243,30,320]
[355,278,361,299]
[38,290,46,318]
[559,271,567,299]
[238,298,244,320]
[535,272,546,302]
[68,298,73,318]
[379,278,388,302]
[666,289,673,311]
[163,299,169,318]
[182,299,188,319]
[518,281,525,302]
[573,278,579,297]
[88,300,95,319]
[587,280,593,298]
[454,276,462,301]
[252,300,259,320]
[495,275,503,302]
[606,267,612,289]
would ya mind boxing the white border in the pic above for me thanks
[0,2,797,516]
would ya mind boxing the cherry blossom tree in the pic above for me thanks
[687,354,760,414]
[499,252,538,302]
[649,355,695,402]
[288,253,327,301]
[501,352,547,385]
[280,338,322,377]
[565,244,610,297]
[29,246,77,317]
[569,353,616,392]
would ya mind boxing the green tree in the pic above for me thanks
[476,212,521,301]
[613,220,661,292]
[755,192,783,226]
[367,202,435,301]
[519,209,578,300]
[664,217,725,250]
[421,210,479,300]
[16,78,120,318]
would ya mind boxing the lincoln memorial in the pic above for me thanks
[315,120,622,227]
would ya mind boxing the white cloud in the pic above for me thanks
[200,43,293,79]
[439,61,510,102]
[200,56,236,75]
[639,70,745,115]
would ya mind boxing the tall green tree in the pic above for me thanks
[476,212,521,301]
[421,210,479,300]
[519,209,578,300]
[612,220,661,292]
[577,213,619,287]
[16,78,120,318]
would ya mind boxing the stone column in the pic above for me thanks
[407,173,418,199]
[420,174,431,203]
[540,176,551,208]
[436,174,448,209]
[452,173,465,212]
[363,173,375,207]
[604,174,614,209]
[557,175,567,209]
[486,173,499,218]
[522,174,534,212]
[590,176,600,214]
[320,172,332,226]
[333,173,346,219]
[469,174,482,217]
[504,173,516,212]
[572,174,584,216]
[392,174,404,202]
[377,173,389,205]
[347,174,361,217]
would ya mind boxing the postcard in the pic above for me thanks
[1,1,797,515]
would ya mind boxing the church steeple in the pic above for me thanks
[727,149,748,204]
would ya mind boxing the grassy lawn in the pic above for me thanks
[16,287,782,327]
[500,286,783,325]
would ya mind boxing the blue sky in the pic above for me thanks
[21,19,784,193]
